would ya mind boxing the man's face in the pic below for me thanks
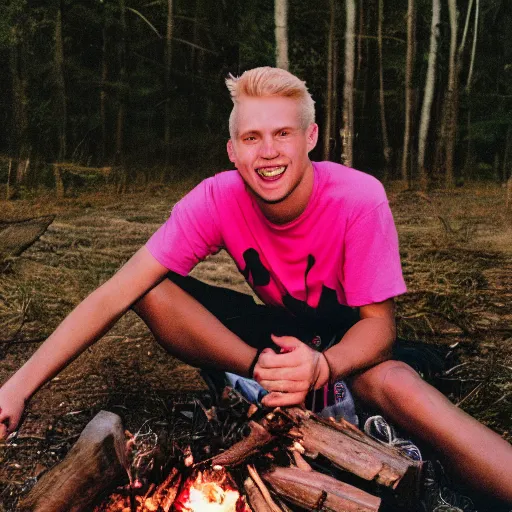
[227,96,318,220]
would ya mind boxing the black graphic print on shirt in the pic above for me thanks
[241,248,271,286]
[241,248,358,344]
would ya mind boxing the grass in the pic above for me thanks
[0,180,511,510]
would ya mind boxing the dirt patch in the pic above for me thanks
[0,183,511,510]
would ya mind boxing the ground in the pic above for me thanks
[0,180,511,511]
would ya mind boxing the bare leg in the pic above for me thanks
[132,279,256,377]
[351,360,512,501]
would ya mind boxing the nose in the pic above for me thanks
[260,136,279,159]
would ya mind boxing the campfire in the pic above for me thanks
[18,388,421,512]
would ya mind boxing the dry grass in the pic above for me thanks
[0,181,510,510]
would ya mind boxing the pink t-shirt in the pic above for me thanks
[146,161,406,310]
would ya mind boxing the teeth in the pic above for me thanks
[256,166,286,178]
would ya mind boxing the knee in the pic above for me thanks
[352,360,421,406]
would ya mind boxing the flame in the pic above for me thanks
[174,469,248,512]
[94,467,249,512]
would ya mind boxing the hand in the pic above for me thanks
[254,334,330,407]
[0,385,27,441]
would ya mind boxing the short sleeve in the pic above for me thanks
[145,178,223,275]
[342,201,406,307]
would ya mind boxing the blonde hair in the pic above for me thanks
[226,67,315,138]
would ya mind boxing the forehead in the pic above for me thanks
[234,96,301,134]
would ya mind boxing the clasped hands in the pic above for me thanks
[253,334,331,407]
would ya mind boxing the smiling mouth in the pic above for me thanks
[255,166,287,179]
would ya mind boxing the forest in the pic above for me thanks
[1,2,512,511]
[0,0,511,193]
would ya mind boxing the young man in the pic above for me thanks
[0,67,511,501]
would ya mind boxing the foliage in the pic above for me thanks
[0,0,510,186]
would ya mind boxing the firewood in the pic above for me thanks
[142,467,181,512]
[244,477,275,512]
[19,411,128,512]
[210,421,274,467]
[285,407,421,489]
[263,467,381,512]
[247,465,283,512]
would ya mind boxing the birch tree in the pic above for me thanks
[275,0,289,70]
[417,0,440,189]
[341,0,356,167]
[444,0,458,188]
[401,0,416,183]
[461,0,479,179]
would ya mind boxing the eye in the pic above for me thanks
[243,135,257,142]
[278,130,290,137]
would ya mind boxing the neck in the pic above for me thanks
[256,161,314,224]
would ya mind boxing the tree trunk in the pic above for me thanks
[465,0,479,92]
[356,0,364,77]
[401,0,416,184]
[99,4,109,165]
[164,0,174,170]
[417,0,440,190]
[115,0,127,192]
[378,0,391,177]
[54,0,67,162]
[275,0,289,70]
[10,24,30,191]
[502,124,512,183]
[444,0,458,188]
[462,0,479,183]
[341,0,356,167]
[323,0,336,161]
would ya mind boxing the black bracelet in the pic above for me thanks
[322,351,335,385]
[248,348,264,379]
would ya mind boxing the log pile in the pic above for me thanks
[19,388,422,512]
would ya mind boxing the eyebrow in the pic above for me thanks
[239,126,297,137]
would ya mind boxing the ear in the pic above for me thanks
[306,123,319,152]
[227,139,236,164]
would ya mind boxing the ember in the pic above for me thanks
[174,469,249,512]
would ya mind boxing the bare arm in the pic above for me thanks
[0,247,169,438]
[322,298,396,382]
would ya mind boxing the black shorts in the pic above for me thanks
[167,271,359,353]
[167,271,448,383]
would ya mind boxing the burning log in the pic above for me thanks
[173,468,249,512]
[21,389,424,511]
[19,411,128,512]
[211,421,274,467]
[263,467,381,512]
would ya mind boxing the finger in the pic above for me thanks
[255,365,309,382]
[258,379,309,394]
[261,391,306,408]
[258,349,306,369]
[271,334,302,351]
[0,423,7,441]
